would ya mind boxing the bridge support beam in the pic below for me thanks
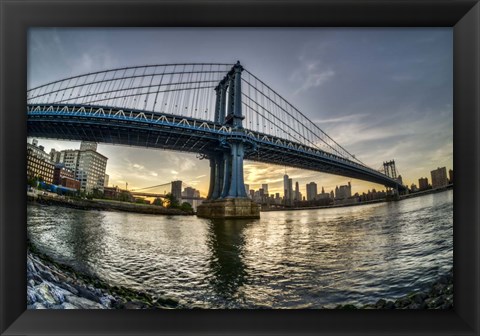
[197,61,259,219]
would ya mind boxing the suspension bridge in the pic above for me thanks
[129,181,204,200]
[27,61,406,218]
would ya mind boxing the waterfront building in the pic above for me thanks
[449,169,453,184]
[244,184,250,196]
[54,165,81,190]
[410,183,418,192]
[53,142,108,193]
[76,147,108,193]
[306,182,317,201]
[104,174,109,187]
[317,186,331,200]
[182,186,202,210]
[335,182,352,200]
[50,148,62,163]
[27,141,54,184]
[418,177,429,191]
[79,141,98,151]
[431,167,448,189]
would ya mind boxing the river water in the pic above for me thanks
[27,190,453,308]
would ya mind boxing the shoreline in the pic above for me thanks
[28,194,193,216]
[27,242,453,309]
[261,186,453,212]
[27,242,183,309]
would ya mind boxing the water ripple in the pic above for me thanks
[27,190,453,308]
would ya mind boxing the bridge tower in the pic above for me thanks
[197,61,260,219]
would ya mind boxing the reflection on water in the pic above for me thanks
[27,190,453,308]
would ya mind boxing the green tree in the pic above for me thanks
[153,197,163,206]
[91,187,104,199]
[180,202,193,212]
[164,193,179,208]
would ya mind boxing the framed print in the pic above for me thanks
[1,1,479,335]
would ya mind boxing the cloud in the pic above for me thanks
[290,60,335,95]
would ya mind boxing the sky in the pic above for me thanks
[27,28,453,197]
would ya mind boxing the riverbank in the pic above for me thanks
[261,186,453,212]
[27,242,183,309]
[28,194,193,216]
[334,268,453,309]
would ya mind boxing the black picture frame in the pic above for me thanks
[1,0,479,335]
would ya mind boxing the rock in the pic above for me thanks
[48,285,68,303]
[411,292,428,304]
[384,300,395,309]
[375,299,386,308]
[99,294,116,308]
[57,282,79,295]
[155,296,179,307]
[27,287,37,305]
[28,279,36,287]
[425,296,444,308]
[28,302,47,309]
[66,296,106,309]
[407,303,421,309]
[395,297,411,308]
[35,282,58,306]
[123,301,148,309]
[61,302,79,309]
[339,304,357,309]
[27,257,37,273]
[50,304,65,309]
[75,286,103,304]
[39,270,59,283]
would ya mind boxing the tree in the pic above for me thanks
[164,193,179,208]
[153,198,163,206]
[180,202,193,212]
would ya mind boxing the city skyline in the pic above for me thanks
[28,28,453,195]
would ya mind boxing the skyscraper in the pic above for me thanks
[171,180,183,202]
[283,174,290,203]
[295,181,300,201]
[419,177,429,190]
[262,184,269,197]
[431,167,448,188]
[306,182,317,201]
[288,178,293,205]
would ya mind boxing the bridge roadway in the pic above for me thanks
[27,103,406,190]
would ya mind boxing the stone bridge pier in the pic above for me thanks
[197,62,260,219]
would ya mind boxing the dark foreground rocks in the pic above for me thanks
[335,268,453,310]
[27,248,182,309]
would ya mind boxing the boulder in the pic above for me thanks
[66,296,106,309]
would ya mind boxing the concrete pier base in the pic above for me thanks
[196,198,260,219]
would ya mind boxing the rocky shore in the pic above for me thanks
[335,268,453,309]
[27,247,181,309]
